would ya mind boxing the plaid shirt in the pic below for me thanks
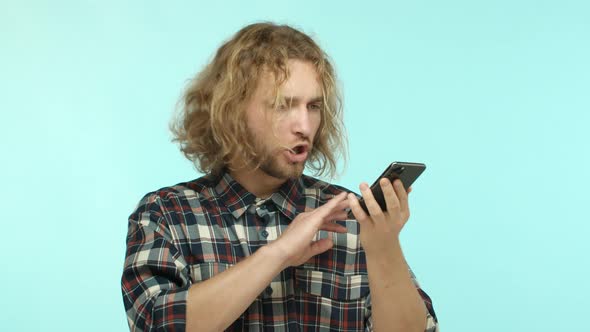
[122,172,438,331]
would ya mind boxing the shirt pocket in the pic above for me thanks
[190,261,233,283]
[294,269,370,331]
[295,268,369,301]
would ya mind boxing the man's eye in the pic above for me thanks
[309,103,322,111]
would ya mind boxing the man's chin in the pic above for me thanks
[287,164,305,178]
[260,161,305,180]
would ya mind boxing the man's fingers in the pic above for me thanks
[320,207,349,233]
[298,192,348,232]
[324,210,349,223]
[392,179,409,214]
[380,178,400,213]
[359,182,383,218]
[313,192,348,217]
[320,222,347,233]
[347,192,369,222]
[324,192,348,208]
[309,238,333,257]
[334,200,351,212]
[306,197,349,216]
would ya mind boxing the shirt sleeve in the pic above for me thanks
[364,266,439,332]
[412,267,439,332]
[121,194,191,332]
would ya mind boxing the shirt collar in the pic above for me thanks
[214,171,306,221]
[269,176,306,221]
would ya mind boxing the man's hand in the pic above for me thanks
[347,179,411,257]
[269,192,349,268]
[347,180,427,332]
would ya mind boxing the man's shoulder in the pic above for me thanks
[134,174,218,209]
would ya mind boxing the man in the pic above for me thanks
[122,22,438,331]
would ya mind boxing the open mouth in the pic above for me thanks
[286,144,309,163]
[293,145,306,154]
[289,144,308,155]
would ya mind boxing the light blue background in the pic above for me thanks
[1,1,589,331]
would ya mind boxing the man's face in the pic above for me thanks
[244,59,323,180]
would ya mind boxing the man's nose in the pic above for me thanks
[291,106,312,138]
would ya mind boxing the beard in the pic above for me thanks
[259,150,305,180]
[253,138,306,180]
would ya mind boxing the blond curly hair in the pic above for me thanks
[171,22,347,178]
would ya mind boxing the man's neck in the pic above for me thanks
[229,168,287,199]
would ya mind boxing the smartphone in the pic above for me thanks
[349,162,426,217]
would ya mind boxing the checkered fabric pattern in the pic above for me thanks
[121,172,438,331]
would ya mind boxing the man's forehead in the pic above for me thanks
[256,67,322,101]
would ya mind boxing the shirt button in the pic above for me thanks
[261,230,269,238]
[265,286,273,295]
